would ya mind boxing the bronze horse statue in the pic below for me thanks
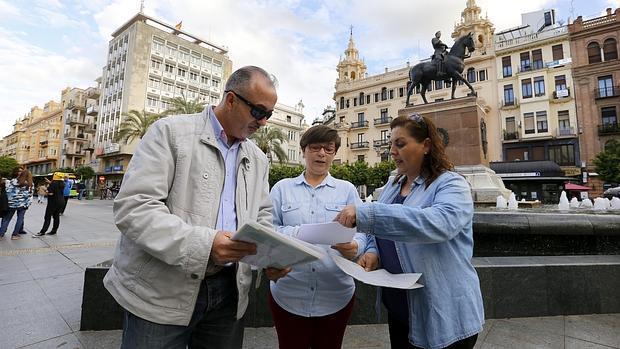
[406,32,477,106]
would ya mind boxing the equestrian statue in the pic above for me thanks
[406,31,477,106]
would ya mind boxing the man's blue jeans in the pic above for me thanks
[0,207,26,237]
[120,266,243,349]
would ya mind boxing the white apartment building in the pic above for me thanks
[268,101,307,165]
[95,12,232,184]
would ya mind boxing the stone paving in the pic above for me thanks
[0,199,618,348]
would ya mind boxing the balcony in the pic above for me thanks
[556,127,576,137]
[552,88,571,101]
[503,130,519,141]
[350,141,370,150]
[84,125,96,134]
[500,99,519,110]
[333,122,346,129]
[65,132,87,141]
[67,101,85,111]
[598,123,620,135]
[373,139,390,148]
[39,140,48,147]
[374,117,392,126]
[350,120,369,129]
[84,142,95,152]
[86,88,100,99]
[67,116,88,125]
[86,105,99,115]
[595,86,620,99]
[63,148,84,157]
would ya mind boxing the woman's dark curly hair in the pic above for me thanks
[390,113,453,188]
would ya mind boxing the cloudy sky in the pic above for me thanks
[0,0,617,138]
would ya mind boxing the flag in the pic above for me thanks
[175,21,182,30]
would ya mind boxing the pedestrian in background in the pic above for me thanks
[0,167,33,240]
[37,180,49,203]
[60,175,72,215]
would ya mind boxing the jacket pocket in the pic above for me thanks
[324,203,347,222]
[281,202,302,226]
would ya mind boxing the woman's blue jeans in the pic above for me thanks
[0,207,26,237]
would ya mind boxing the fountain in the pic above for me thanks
[558,191,570,211]
[496,195,507,209]
[507,192,519,210]
[611,197,620,210]
[593,197,608,211]
[580,198,594,208]
[569,197,580,208]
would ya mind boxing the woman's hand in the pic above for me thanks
[334,205,357,228]
[357,252,379,271]
[331,240,358,260]
[264,267,292,282]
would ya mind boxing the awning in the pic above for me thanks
[565,183,590,191]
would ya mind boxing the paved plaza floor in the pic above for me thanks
[0,199,618,348]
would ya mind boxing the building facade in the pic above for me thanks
[330,0,500,165]
[60,83,101,170]
[267,101,307,165]
[5,102,64,175]
[569,8,620,195]
[495,9,581,180]
[95,12,232,185]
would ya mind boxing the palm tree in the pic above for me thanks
[115,110,161,144]
[250,126,288,164]
[162,94,206,116]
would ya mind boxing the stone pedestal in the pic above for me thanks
[399,97,509,202]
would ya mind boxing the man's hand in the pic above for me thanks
[331,240,358,260]
[334,205,357,228]
[357,252,379,272]
[211,231,257,265]
[264,267,292,282]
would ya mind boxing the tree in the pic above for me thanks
[115,110,161,144]
[75,166,96,181]
[162,94,206,116]
[268,164,304,187]
[593,140,620,183]
[250,126,288,164]
[0,156,19,177]
[368,160,396,192]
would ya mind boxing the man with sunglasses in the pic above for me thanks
[105,66,277,349]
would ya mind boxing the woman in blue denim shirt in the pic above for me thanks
[266,125,375,349]
[336,114,484,349]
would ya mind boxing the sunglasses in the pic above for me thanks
[225,90,273,120]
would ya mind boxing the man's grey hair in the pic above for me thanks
[224,66,278,95]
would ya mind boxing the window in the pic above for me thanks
[520,52,531,71]
[598,75,614,97]
[506,117,516,133]
[503,84,514,105]
[357,133,364,142]
[532,49,543,69]
[177,68,186,77]
[165,45,177,57]
[147,97,158,107]
[552,44,564,61]
[212,79,220,88]
[366,95,370,104]
[357,112,365,124]
[359,92,365,106]
[602,107,617,125]
[502,56,512,77]
[554,75,567,91]
[536,111,548,132]
[588,42,602,64]
[558,110,570,132]
[399,87,404,97]
[163,82,173,92]
[189,72,198,81]
[389,89,394,99]
[374,93,379,102]
[603,38,618,61]
[150,60,161,70]
[286,115,292,123]
[524,112,535,134]
[357,155,365,162]
[381,129,389,140]
[522,78,532,98]
[467,68,476,83]
[339,97,344,109]
[148,79,160,89]
[478,70,486,81]
[548,145,575,166]
[165,64,174,74]
[380,108,388,121]
[381,87,387,101]
[353,97,357,107]
[534,76,545,97]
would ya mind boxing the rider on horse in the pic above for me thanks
[431,31,449,79]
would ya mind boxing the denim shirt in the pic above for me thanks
[6,179,32,209]
[269,173,374,317]
[357,171,484,349]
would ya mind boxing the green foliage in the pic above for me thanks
[75,166,96,180]
[593,140,620,183]
[329,160,395,192]
[116,110,162,144]
[367,160,396,191]
[0,156,19,177]
[250,126,288,164]
[268,164,304,187]
[162,94,206,116]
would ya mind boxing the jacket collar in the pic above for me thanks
[199,106,251,166]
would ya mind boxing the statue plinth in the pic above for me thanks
[399,96,510,203]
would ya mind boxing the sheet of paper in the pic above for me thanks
[232,222,324,269]
[329,251,424,289]
[297,222,357,245]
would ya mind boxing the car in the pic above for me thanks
[603,186,620,199]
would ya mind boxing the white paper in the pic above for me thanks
[329,251,424,289]
[297,222,357,245]
[232,222,324,269]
